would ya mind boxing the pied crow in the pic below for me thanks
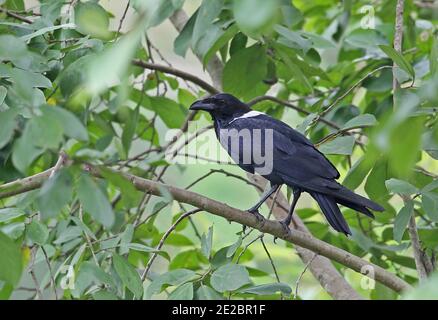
[190,93,384,235]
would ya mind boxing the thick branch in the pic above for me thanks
[0,165,412,293]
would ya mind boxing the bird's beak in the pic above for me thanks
[189,100,216,111]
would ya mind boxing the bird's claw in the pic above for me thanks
[274,220,291,243]
[247,208,266,227]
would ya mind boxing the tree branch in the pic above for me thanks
[0,165,412,293]
[247,95,341,130]
[131,59,219,94]
[0,7,33,24]
[393,0,405,92]
[392,0,432,282]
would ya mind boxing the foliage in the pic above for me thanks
[0,0,437,300]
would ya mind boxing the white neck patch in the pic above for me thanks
[228,111,264,125]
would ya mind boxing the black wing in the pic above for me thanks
[224,113,340,181]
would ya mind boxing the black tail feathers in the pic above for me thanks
[311,190,384,236]
[311,192,352,235]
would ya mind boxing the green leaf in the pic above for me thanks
[385,179,418,195]
[174,9,198,57]
[201,226,213,260]
[168,282,194,300]
[0,86,6,104]
[422,193,438,222]
[192,0,224,49]
[345,29,387,49]
[230,33,248,56]
[222,45,268,100]
[37,168,73,220]
[12,126,44,173]
[75,2,110,39]
[77,174,115,228]
[341,114,377,130]
[240,283,292,295]
[41,106,89,141]
[318,136,355,155]
[0,208,25,223]
[53,226,82,244]
[147,96,187,128]
[121,107,139,155]
[78,261,116,289]
[393,201,414,243]
[364,159,389,202]
[99,168,141,208]
[421,180,438,193]
[112,254,143,298]
[343,156,374,190]
[20,23,76,42]
[210,263,251,293]
[0,231,22,286]
[388,116,423,177]
[0,282,14,300]
[132,0,179,29]
[197,284,224,300]
[70,216,97,241]
[202,23,239,66]
[87,26,142,95]
[26,113,64,149]
[0,35,27,62]
[379,45,415,79]
[226,236,242,258]
[403,273,438,299]
[275,25,312,52]
[276,46,313,93]
[146,269,197,299]
[430,37,438,76]
[233,0,279,38]
[26,221,49,245]
[0,109,17,149]
[93,290,119,300]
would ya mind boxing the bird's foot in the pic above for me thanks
[247,208,266,227]
[273,220,291,243]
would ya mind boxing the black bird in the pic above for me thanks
[190,93,384,235]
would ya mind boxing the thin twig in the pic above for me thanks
[41,246,58,300]
[248,95,341,130]
[141,208,202,281]
[28,247,44,300]
[79,204,99,266]
[309,66,393,128]
[236,234,263,264]
[116,0,130,37]
[260,236,281,283]
[0,7,33,23]
[131,60,219,94]
[49,151,68,178]
[294,253,318,299]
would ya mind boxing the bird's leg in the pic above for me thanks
[243,184,280,232]
[247,184,280,219]
[274,188,302,242]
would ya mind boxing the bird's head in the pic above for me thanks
[189,93,250,118]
